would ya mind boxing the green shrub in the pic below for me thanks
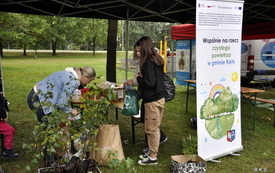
[181,134,198,155]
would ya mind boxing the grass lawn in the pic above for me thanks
[0,50,275,173]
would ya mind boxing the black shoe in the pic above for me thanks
[138,157,158,165]
[1,149,19,159]
[160,131,168,144]
[190,117,197,129]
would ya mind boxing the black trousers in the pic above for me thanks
[27,89,46,122]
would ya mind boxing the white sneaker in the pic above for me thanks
[138,157,158,165]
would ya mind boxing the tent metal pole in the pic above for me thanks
[125,6,129,80]
[0,54,5,97]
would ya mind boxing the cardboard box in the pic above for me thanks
[101,85,124,101]
[98,82,124,109]
[112,85,124,100]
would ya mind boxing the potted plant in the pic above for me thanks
[171,134,206,173]
[23,81,117,172]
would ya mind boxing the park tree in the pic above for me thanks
[127,21,175,49]
[19,14,49,56]
[0,12,174,58]
[0,12,23,57]
[0,12,175,90]
[43,16,81,55]
[41,16,108,56]
[79,18,108,56]
[66,17,90,50]
[90,19,108,55]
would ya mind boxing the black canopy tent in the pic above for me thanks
[0,0,274,25]
[0,0,275,96]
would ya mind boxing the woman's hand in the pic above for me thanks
[125,79,134,86]
[70,108,78,116]
[68,109,81,121]
[0,118,7,122]
[136,72,142,77]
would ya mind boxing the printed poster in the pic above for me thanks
[175,40,191,85]
[191,39,196,80]
[196,0,244,161]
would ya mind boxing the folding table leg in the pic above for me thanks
[185,83,190,113]
[252,93,257,130]
[115,107,118,120]
[1,134,4,154]
[131,116,136,144]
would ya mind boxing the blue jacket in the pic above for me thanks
[35,71,79,114]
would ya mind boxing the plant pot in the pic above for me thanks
[38,165,65,173]
[171,155,206,173]
[38,162,102,173]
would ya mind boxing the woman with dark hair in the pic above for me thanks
[126,41,167,158]
[131,36,165,165]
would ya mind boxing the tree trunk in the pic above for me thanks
[106,19,118,83]
[92,36,96,56]
[23,48,27,56]
[52,41,57,56]
[0,42,3,58]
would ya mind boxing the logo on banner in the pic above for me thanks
[227,129,235,142]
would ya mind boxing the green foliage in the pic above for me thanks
[23,110,69,168]
[0,12,176,53]
[22,77,116,170]
[107,151,137,173]
[181,134,198,155]
[127,21,176,48]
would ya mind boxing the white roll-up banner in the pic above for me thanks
[196,0,244,161]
